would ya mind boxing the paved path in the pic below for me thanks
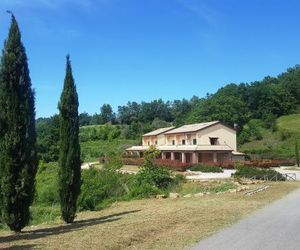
[191,188,300,250]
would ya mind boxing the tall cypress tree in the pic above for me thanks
[0,14,37,232]
[296,140,300,167]
[58,55,81,223]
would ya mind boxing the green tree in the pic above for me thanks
[79,112,92,126]
[0,14,38,232]
[58,56,81,223]
[36,115,60,162]
[172,99,193,126]
[99,104,115,124]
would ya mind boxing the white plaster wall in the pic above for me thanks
[197,124,237,150]
[142,136,148,146]
[157,134,165,145]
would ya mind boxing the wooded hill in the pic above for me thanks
[37,65,300,162]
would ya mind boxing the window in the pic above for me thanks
[155,140,157,145]
[210,137,219,145]
[148,141,150,146]
[193,139,197,145]
[182,139,186,145]
[172,140,175,145]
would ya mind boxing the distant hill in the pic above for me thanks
[239,114,300,160]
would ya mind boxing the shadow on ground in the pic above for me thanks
[0,210,140,245]
[2,244,37,250]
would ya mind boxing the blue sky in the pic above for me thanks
[0,0,299,118]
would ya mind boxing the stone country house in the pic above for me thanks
[126,121,245,164]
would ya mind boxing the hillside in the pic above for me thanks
[36,66,300,162]
[239,114,300,160]
[277,114,300,134]
[80,125,138,162]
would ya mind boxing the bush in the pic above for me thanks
[233,166,286,181]
[78,167,134,211]
[189,164,223,173]
[103,152,123,170]
[128,183,161,199]
[135,165,173,190]
[130,147,175,198]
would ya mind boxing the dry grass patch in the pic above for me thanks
[1,182,299,250]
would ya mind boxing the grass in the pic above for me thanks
[240,114,300,159]
[174,181,237,195]
[1,182,299,250]
[277,114,300,134]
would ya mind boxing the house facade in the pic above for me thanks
[126,121,244,164]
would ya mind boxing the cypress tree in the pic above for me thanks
[0,14,37,232]
[296,140,300,167]
[58,55,81,223]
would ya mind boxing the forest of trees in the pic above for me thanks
[40,66,299,128]
[36,65,300,163]
[75,66,300,129]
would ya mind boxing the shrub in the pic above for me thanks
[135,165,173,190]
[131,147,175,197]
[189,164,223,173]
[128,183,161,199]
[78,167,134,211]
[233,166,286,181]
[103,152,123,170]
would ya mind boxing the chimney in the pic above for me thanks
[234,123,238,130]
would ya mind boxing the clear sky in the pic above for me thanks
[0,0,299,118]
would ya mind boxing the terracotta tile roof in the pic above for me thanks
[143,127,175,136]
[164,121,220,134]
